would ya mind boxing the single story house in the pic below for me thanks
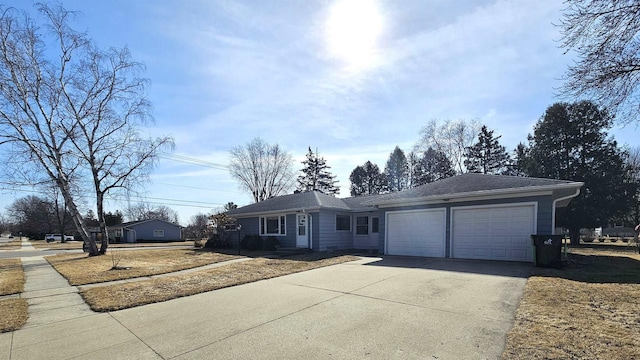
[107,218,182,243]
[226,173,583,263]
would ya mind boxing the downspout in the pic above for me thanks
[552,188,581,235]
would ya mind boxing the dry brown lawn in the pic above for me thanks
[81,254,359,311]
[0,299,28,333]
[32,240,193,250]
[503,247,640,360]
[0,238,22,250]
[47,249,241,285]
[0,258,25,295]
[31,240,82,250]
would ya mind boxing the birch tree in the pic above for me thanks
[0,4,172,255]
[417,119,481,173]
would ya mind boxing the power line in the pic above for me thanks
[159,153,228,170]
[153,182,243,194]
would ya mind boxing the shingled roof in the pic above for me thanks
[226,191,351,216]
[368,173,581,206]
[225,174,583,216]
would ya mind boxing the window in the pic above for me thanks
[372,217,379,234]
[260,215,286,236]
[336,215,351,231]
[153,230,164,237]
[115,229,122,237]
[356,216,369,235]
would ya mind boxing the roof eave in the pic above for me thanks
[373,182,584,207]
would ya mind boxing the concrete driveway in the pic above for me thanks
[3,256,531,360]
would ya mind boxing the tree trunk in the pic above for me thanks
[57,179,99,255]
[95,192,109,255]
[569,227,581,245]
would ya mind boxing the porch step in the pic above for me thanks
[274,247,310,257]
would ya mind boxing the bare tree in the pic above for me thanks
[229,137,295,202]
[7,195,55,239]
[417,119,481,174]
[0,4,172,255]
[125,203,179,224]
[559,1,640,124]
[183,213,210,241]
[626,146,640,226]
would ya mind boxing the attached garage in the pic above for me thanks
[386,209,446,257]
[451,203,536,262]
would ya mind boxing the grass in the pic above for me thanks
[80,253,359,311]
[0,258,25,295]
[46,249,242,285]
[0,259,27,332]
[0,299,28,333]
[0,238,22,250]
[502,247,640,359]
[31,240,193,250]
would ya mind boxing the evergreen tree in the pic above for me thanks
[413,147,455,186]
[502,142,529,176]
[523,101,631,244]
[297,147,340,195]
[104,211,123,226]
[464,126,511,174]
[349,161,387,196]
[385,146,409,192]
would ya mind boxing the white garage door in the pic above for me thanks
[386,209,445,257]
[452,204,535,262]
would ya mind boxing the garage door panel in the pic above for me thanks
[387,210,445,257]
[453,205,534,262]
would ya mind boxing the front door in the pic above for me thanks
[296,214,308,248]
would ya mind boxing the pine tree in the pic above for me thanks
[524,101,631,244]
[464,126,511,174]
[385,146,409,192]
[412,147,455,186]
[297,147,340,195]
[349,161,386,196]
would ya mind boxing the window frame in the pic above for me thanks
[335,214,351,231]
[259,215,286,236]
[153,229,164,237]
[355,216,369,235]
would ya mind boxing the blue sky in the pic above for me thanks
[1,0,638,225]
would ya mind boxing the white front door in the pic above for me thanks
[296,214,308,248]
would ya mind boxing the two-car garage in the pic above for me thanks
[385,203,536,262]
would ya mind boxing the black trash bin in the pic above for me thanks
[531,235,564,268]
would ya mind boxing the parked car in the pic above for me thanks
[45,234,74,242]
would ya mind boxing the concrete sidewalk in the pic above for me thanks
[20,256,93,328]
[1,256,530,360]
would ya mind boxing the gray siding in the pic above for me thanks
[130,220,181,241]
[352,211,382,250]
[317,210,353,251]
[379,195,553,257]
[236,214,296,248]
[311,212,320,250]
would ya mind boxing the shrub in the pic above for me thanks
[241,234,263,251]
[205,234,231,249]
[247,235,263,251]
[264,236,280,251]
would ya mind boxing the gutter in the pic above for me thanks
[551,187,582,234]
[370,182,584,207]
